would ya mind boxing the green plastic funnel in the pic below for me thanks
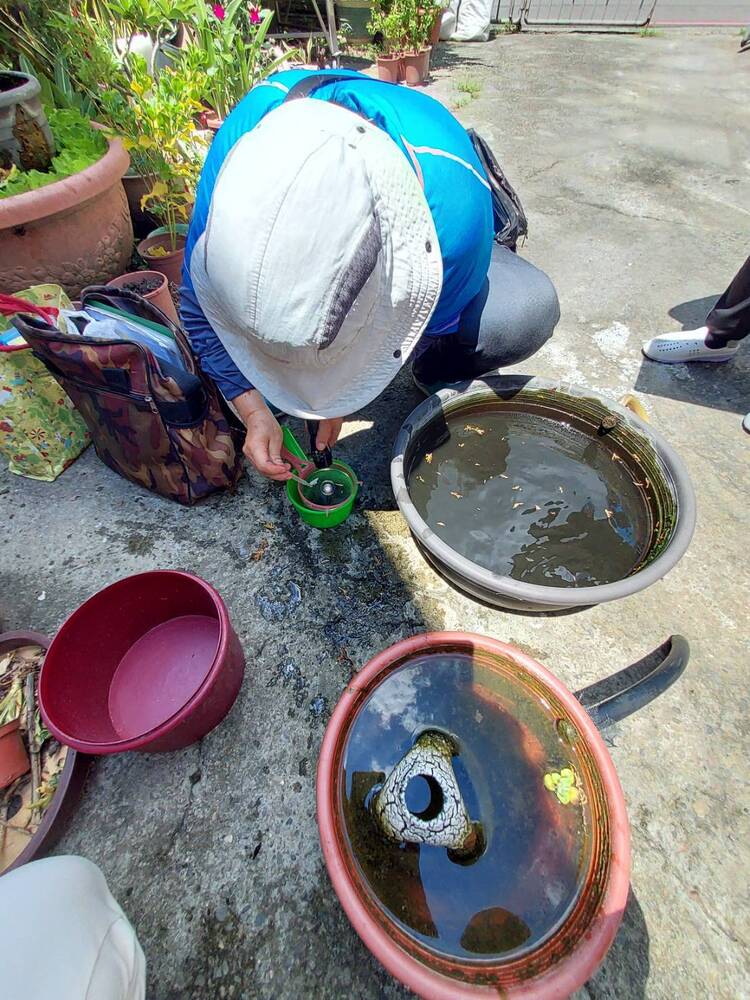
[282,426,359,529]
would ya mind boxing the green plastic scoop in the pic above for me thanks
[281,425,359,529]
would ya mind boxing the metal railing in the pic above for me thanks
[492,0,658,26]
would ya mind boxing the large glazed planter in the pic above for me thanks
[0,138,134,298]
[391,375,697,612]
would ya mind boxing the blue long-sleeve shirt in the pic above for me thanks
[181,69,493,400]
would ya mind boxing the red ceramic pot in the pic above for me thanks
[39,571,245,754]
[317,631,688,999]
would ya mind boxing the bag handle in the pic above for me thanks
[0,294,59,325]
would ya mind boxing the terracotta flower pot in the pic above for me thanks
[0,138,134,298]
[376,55,404,84]
[0,720,30,790]
[107,270,178,324]
[403,47,431,86]
[137,232,186,287]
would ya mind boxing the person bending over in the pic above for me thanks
[181,69,560,480]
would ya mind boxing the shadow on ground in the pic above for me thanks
[634,290,748,417]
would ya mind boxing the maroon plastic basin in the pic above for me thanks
[39,571,245,753]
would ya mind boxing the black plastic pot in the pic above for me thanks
[391,375,696,612]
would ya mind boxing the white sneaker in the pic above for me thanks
[642,326,739,364]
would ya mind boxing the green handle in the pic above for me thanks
[281,425,309,464]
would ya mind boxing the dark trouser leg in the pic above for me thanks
[705,255,750,345]
[412,245,560,389]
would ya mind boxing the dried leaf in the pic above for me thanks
[417,475,425,483]
[512,501,523,509]
[458,443,465,448]
[450,491,463,499]
[262,522,275,531]
[499,474,508,479]
[250,539,268,561]
[424,453,433,464]
[512,485,521,491]
[464,424,486,435]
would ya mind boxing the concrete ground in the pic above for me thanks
[1,29,748,1000]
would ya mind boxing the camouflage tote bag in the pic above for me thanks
[12,286,244,505]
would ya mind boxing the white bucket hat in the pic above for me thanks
[189,98,443,419]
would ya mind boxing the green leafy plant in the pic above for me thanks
[186,0,294,120]
[0,107,107,199]
[119,56,208,243]
[456,76,481,99]
[368,0,432,55]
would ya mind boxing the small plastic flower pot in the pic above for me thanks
[137,233,186,287]
[107,270,178,324]
[0,720,30,790]
[377,55,404,83]
[403,47,431,86]
[39,571,245,754]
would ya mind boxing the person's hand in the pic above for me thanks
[232,390,291,481]
[313,418,344,451]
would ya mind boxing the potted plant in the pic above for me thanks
[368,0,407,83]
[114,58,208,285]
[369,0,432,86]
[400,0,433,86]
[188,0,294,130]
[0,93,133,297]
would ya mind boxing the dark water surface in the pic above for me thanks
[407,407,652,587]
[341,652,593,961]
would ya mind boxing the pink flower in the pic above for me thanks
[212,3,225,19]
[249,4,261,23]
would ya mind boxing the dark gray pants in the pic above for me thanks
[706,255,750,344]
[413,245,560,387]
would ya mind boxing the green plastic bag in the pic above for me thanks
[0,285,89,481]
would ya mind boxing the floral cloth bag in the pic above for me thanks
[0,285,89,481]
